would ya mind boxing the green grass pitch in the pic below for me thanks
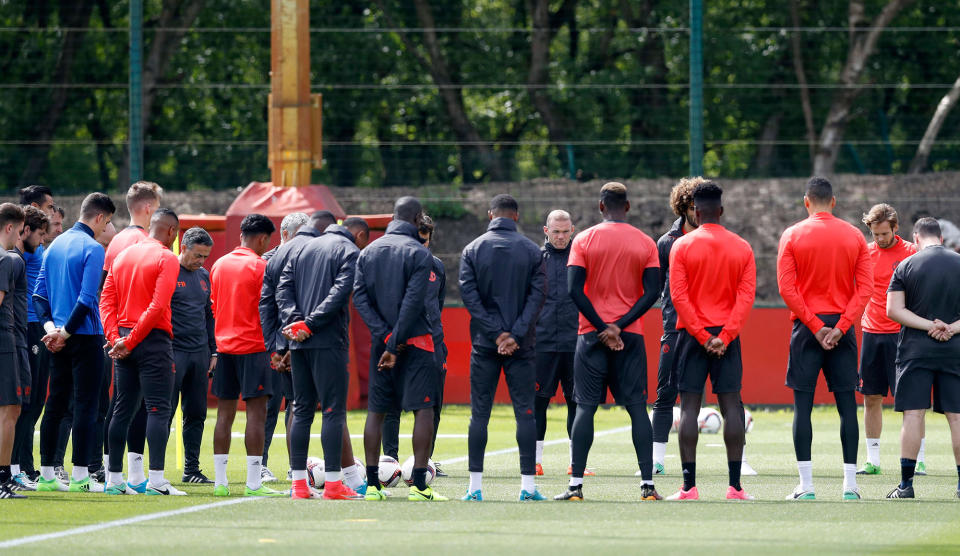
[2,405,960,554]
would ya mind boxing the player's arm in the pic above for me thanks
[508,252,546,344]
[60,246,106,338]
[203,276,216,354]
[387,249,431,354]
[776,232,822,333]
[458,247,503,341]
[123,254,178,350]
[886,290,933,331]
[657,236,671,296]
[436,261,446,315]
[615,268,660,330]
[304,249,358,331]
[567,265,607,333]
[259,261,283,353]
[0,259,11,321]
[33,255,54,330]
[668,244,710,345]
[719,248,757,346]
[836,234,874,333]
[352,252,391,343]
[98,269,121,346]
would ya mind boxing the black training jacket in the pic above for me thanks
[427,254,447,360]
[275,224,358,350]
[657,217,685,336]
[353,220,433,355]
[259,227,322,354]
[535,241,578,353]
[459,217,546,351]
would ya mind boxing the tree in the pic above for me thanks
[909,75,960,174]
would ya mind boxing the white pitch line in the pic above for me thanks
[437,425,631,466]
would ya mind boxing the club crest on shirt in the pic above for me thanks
[429,271,437,282]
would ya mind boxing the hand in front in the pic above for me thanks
[929,319,954,342]
[207,354,218,377]
[815,326,837,350]
[108,339,131,360]
[282,321,312,342]
[704,336,726,357]
[378,351,397,371]
[43,331,66,353]
[598,324,624,351]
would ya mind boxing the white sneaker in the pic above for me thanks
[741,460,757,476]
[260,466,277,483]
[12,472,37,491]
[54,466,69,483]
[785,484,815,500]
[146,480,188,496]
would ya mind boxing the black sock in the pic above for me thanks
[413,468,428,490]
[728,460,742,490]
[681,461,696,490]
[366,465,380,489]
[0,465,10,483]
[569,484,581,491]
[900,458,916,489]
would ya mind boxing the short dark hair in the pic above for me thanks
[80,193,116,220]
[22,205,49,232]
[343,216,370,235]
[805,176,833,204]
[489,194,519,214]
[0,203,25,229]
[419,214,435,238]
[151,207,179,225]
[55,205,65,218]
[18,185,52,206]
[310,210,337,231]
[181,226,213,250]
[600,182,628,211]
[240,213,275,238]
[394,196,422,223]
[693,181,723,210]
[914,217,942,239]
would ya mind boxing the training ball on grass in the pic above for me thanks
[744,408,754,433]
[378,455,403,487]
[697,407,723,434]
[401,456,436,486]
[670,406,681,433]
[306,457,324,489]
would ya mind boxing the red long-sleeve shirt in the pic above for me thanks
[669,223,756,346]
[103,226,146,271]
[861,236,917,333]
[776,212,873,334]
[210,246,267,355]
[100,236,179,350]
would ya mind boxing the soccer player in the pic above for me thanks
[354,197,446,502]
[34,193,115,493]
[460,194,546,502]
[884,218,960,499]
[858,204,922,476]
[47,206,64,242]
[210,213,284,497]
[0,204,26,499]
[554,182,661,502]
[101,208,184,496]
[7,206,48,491]
[532,209,579,477]
[277,217,370,500]
[666,182,756,501]
[381,215,448,476]
[169,227,217,484]
[777,177,872,501]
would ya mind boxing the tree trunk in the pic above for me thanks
[909,75,960,174]
[526,0,573,171]
[753,111,783,175]
[812,0,914,175]
[789,0,816,167]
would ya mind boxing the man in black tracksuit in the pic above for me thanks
[276,218,370,498]
[460,194,546,501]
[169,227,217,484]
[354,197,445,501]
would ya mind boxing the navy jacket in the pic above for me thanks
[170,265,216,353]
[427,255,447,361]
[353,220,433,355]
[535,242,578,353]
[459,217,546,351]
[276,224,359,350]
[259,227,322,354]
[657,217,685,336]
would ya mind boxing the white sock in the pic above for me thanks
[148,469,166,486]
[843,463,857,491]
[798,461,813,491]
[342,465,363,490]
[128,453,146,484]
[521,474,536,493]
[103,454,109,469]
[108,471,124,485]
[40,466,55,481]
[866,438,880,466]
[469,472,482,492]
[652,442,667,465]
[535,441,544,464]
[10,464,19,476]
[569,476,583,487]
[292,469,308,481]
[213,454,229,487]
[246,456,262,491]
[324,471,340,483]
[918,438,926,463]
[72,466,89,481]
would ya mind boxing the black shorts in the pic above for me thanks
[785,314,858,393]
[290,347,349,416]
[573,331,647,407]
[212,351,273,401]
[535,351,575,400]
[0,350,20,405]
[368,343,441,413]
[894,359,960,414]
[859,332,898,396]
[675,327,743,394]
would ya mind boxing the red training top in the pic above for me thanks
[100,236,179,350]
[669,223,756,346]
[568,221,659,335]
[776,212,873,334]
[211,246,267,355]
[861,236,917,333]
[103,226,146,271]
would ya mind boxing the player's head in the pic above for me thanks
[126,181,163,225]
[543,209,574,250]
[418,214,435,248]
[309,210,337,232]
[149,207,180,249]
[48,205,64,242]
[18,185,54,215]
[279,212,309,243]
[0,203,24,249]
[598,182,629,218]
[97,221,117,249]
[394,196,423,227]
[240,213,276,256]
[803,176,835,213]
[344,216,371,249]
[488,194,519,222]
[20,205,49,254]
[79,192,116,240]
[912,217,943,248]
[692,181,724,224]
[862,203,900,249]
[671,176,706,229]
[180,226,213,271]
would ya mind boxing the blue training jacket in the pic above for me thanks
[33,222,105,335]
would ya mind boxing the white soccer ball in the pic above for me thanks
[306,456,324,489]
[378,455,402,487]
[744,408,754,433]
[697,407,723,434]
[670,406,682,433]
[401,456,436,486]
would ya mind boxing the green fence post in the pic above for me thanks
[129,0,143,182]
[689,0,704,177]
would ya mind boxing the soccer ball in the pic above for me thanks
[378,455,403,487]
[306,457,324,489]
[401,456,436,486]
[744,408,754,433]
[697,407,723,434]
[670,406,681,433]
